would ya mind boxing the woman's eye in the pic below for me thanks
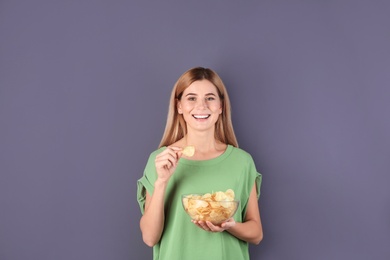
[206,97,215,101]
[188,97,196,101]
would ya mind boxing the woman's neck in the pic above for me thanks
[180,132,227,160]
[185,131,215,148]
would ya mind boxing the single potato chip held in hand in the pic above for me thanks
[182,189,239,225]
[182,145,195,157]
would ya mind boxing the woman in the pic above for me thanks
[137,67,263,260]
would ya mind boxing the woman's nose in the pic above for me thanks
[196,98,207,109]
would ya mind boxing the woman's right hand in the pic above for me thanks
[154,146,182,183]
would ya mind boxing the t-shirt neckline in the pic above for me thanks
[178,144,233,166]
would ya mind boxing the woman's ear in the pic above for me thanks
[177,101,183,114]
[218,101,223,114]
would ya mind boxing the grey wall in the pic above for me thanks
[1,1,389,259]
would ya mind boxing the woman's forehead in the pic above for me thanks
[183,80,219,94]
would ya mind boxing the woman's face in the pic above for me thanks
[177,80,222,133]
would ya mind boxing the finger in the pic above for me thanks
[206,221,223,232]
[167,146,184,159]
[201,221,218,232]
[155,156,170,168]
[167,146,182,152]
[164,146,182,158]
[191,220,203,230]
[156,152,179,168]
[220,218,235,229]
[177,151,183,158]
[196,221,209,231]
[156,149,178,161]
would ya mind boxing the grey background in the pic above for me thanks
[1,0,389,259]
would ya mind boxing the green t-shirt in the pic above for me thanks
[137,145,262,260]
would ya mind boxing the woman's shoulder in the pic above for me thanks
[147,146,166,160]
[229,146,254,161]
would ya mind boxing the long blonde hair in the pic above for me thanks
[159,67,238,148]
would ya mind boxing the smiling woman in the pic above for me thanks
[137,67,263,260]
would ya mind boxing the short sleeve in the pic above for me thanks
[137,175,154,214]
[247,153,262,200]
[136,149,162,214]
[239,152,262,218]
[255,173,262,200]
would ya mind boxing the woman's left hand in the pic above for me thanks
[192,218,236,232]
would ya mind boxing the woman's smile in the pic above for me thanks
[192,114,211,120]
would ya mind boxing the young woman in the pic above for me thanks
[137,67,263,260]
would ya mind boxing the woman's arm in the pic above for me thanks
[225,183,263,244]
[139,146,181,247]
[139,182,167,247]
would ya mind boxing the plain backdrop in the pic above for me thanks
[1,1,389,259]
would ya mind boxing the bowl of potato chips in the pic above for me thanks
[182,189,239,225]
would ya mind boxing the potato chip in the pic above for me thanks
[214,191,228,201]
[182,189,239,225]
[202,193,212,199]
[225,189,235,200]
[182,145,195,157]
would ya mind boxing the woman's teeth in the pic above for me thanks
[193,115,210,119]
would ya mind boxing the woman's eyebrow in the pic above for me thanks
[185,92,197,96]
[185,92,217,96]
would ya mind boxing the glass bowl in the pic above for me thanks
[182,194,239,225]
